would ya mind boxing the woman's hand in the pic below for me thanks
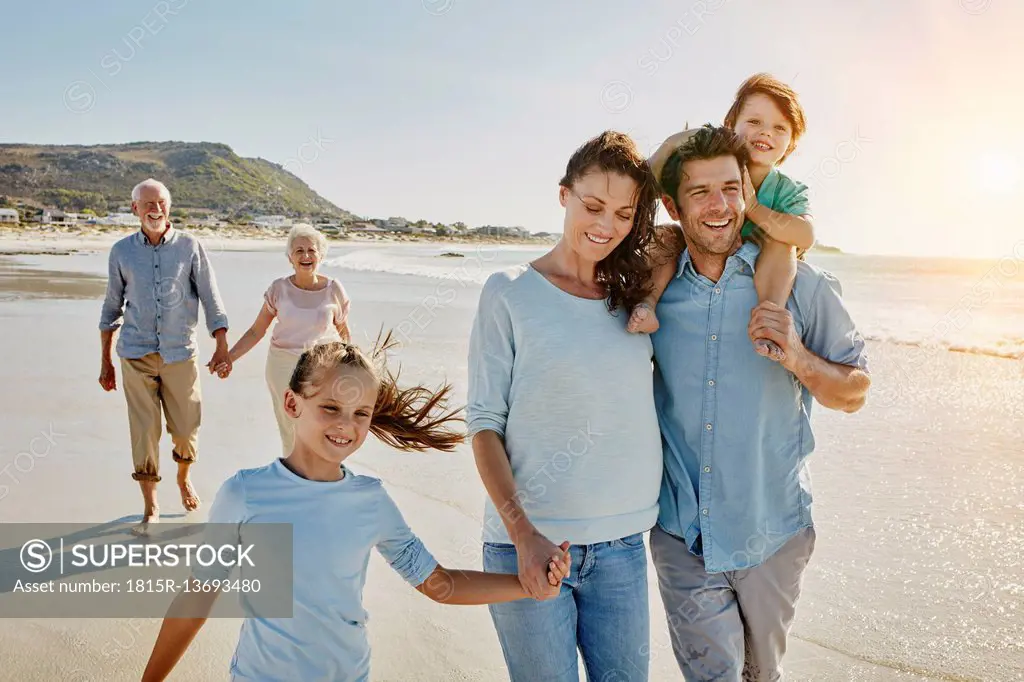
[514,529,565,599]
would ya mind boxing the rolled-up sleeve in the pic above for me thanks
[466,274,515,438]
[802,271,869,372]
[191,239,229,335]
[99,246,125,331]
[375,486,438,587]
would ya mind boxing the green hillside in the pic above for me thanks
[0,141,355,219]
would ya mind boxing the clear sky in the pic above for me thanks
[2,0,1021,258]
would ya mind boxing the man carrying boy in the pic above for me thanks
[647,125,870,680]
[98,178,231,533]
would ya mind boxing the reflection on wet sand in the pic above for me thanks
[0,256,107,301]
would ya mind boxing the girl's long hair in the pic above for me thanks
[558,130,662,314]
[288,331,464,452]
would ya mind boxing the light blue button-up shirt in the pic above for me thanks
[651,241,868,573]
[99,228,229,363]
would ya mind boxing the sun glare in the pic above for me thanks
[973,151,1020,195]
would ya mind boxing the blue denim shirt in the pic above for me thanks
[651,242,868,573]
[99,228,229,363]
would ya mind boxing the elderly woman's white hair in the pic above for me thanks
[286,223,329,258]
[131,178,171,204]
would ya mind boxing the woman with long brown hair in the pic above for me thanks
[468,131,664,681]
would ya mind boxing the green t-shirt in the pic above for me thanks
[741,167,811,238]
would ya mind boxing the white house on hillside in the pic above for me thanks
[98,212,139,226]
[0,208,19,224]
[253,215,292,229]
[41,210,79,225]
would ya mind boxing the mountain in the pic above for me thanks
[0,141,356,219]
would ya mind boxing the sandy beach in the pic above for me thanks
[0,234,1020,681]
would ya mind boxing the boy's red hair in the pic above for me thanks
[723,73,806,163]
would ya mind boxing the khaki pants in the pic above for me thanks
[121,354,202,482]
[651,525,816,681]
[265,346,301,456]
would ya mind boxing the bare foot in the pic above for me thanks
[132,508,160,536]
[754,338,786,363]
[177,477,201,513]
[627,303,660,334]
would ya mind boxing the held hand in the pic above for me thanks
[747,301,805,372]
[99,361,117,392]
[206,346,232,379]
[545,541,571,591]
[742,167,759,211]
[514,530,563,600]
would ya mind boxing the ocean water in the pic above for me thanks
[324,242,1024,360]
[1,243,1021,680]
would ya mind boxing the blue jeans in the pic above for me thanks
[483,533,651,682]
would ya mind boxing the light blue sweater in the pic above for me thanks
[467,265,663,545]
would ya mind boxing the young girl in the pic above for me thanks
[216,224,352,454]
[627,73,815,362]
[142,334,570,682]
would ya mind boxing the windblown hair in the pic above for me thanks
[559,131,660,314]
[289,331,464,452]
[659,124,749,208]
[723,73,807,163]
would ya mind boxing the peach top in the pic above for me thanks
[264,276,351,354]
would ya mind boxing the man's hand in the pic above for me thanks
[206,345,232,379]
[748,301,806,372]
[99,360,117,392]
[514,529,564,600]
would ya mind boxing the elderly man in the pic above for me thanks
[646,125,870,681]
[98,178,231,532]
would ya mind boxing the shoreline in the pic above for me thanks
[0,225,556,255]
[0,235,1018,363]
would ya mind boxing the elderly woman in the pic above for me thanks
[224,224,351,454]
[467,131,664,681]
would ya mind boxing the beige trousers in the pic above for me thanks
[120,354,202,482]
[265,346,301,456]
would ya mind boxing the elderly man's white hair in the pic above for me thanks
[286,223,329,258]
[131,178,171,204]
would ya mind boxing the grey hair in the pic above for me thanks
[286,224,329,258]
[131,178,171,204]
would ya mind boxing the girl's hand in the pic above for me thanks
[742,167,759,211]
[546,541,571,588]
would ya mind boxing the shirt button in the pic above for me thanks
[702,508,709,516]
[708,380,715,386]
[714,287,721,294]
[704,466,711,473]
[711,335,718,341]
[705,424,713,431]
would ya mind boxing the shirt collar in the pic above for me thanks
[675,239,760,280]
[137,223,175,246]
